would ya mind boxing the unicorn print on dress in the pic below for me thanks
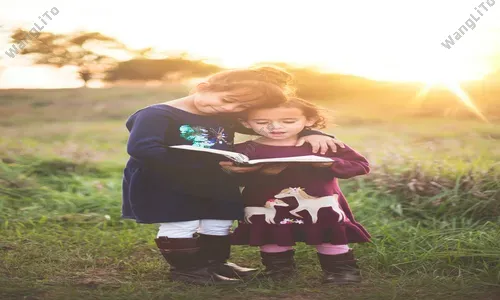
[274,187,347,224]
[244,199,289,224]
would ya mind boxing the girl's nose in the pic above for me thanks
[270,122,283,129]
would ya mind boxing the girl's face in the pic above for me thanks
[240,107,317,140]
[193,89,260,115]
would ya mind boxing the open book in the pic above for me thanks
[169,145,334,165]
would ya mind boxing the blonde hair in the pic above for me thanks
[191,65,296,107]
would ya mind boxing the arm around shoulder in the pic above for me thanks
[298,128,335,139]
[325,144,370,179]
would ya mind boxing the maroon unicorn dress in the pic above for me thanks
[230,141,371,247]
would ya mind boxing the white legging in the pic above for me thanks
[157,219,233,238]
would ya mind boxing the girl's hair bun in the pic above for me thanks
[251,65,296,96]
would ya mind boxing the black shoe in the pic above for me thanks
[317,250,362,285]
[155,235,242,285]
[170,265,242,285]
[198,233,258,279]
[259,250,296,280]
[213,262,259,279]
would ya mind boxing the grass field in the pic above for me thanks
[1,87,499,300]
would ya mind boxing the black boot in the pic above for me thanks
[198,233,258,279]
[317,250,362,285]
[259,250,296,280]
[154,235,242,285]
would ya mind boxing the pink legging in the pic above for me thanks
[260,243,349,255]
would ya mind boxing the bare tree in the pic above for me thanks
[7,29,127,87]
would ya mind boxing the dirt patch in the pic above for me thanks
[76,269,123,289]
[46,268,123,289]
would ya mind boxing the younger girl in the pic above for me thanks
[224,97,371,285]
[122,66,344,285]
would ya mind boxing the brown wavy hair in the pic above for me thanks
[191,65,296,107]
[279,97,330,129]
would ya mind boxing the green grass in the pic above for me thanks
[0,88,499,300]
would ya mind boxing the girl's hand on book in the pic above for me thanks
[296,136,345,154]
[219,161,263,173]
[260,163,289,175]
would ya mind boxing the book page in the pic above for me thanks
[246,155,334,165]
[169,145,249,163]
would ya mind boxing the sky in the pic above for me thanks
[1,0,500,88]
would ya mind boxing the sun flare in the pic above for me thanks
[413,79,488,122]
[409,51,490,123]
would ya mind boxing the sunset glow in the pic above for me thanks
[1,0,499,122]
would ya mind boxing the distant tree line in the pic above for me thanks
[5,29,383,97]
[6,29,499,112]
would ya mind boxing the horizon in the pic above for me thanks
[1,0,500,89]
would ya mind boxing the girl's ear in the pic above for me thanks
[305,117,318,127]
[238,118,252,129]
[196,81,210,91]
